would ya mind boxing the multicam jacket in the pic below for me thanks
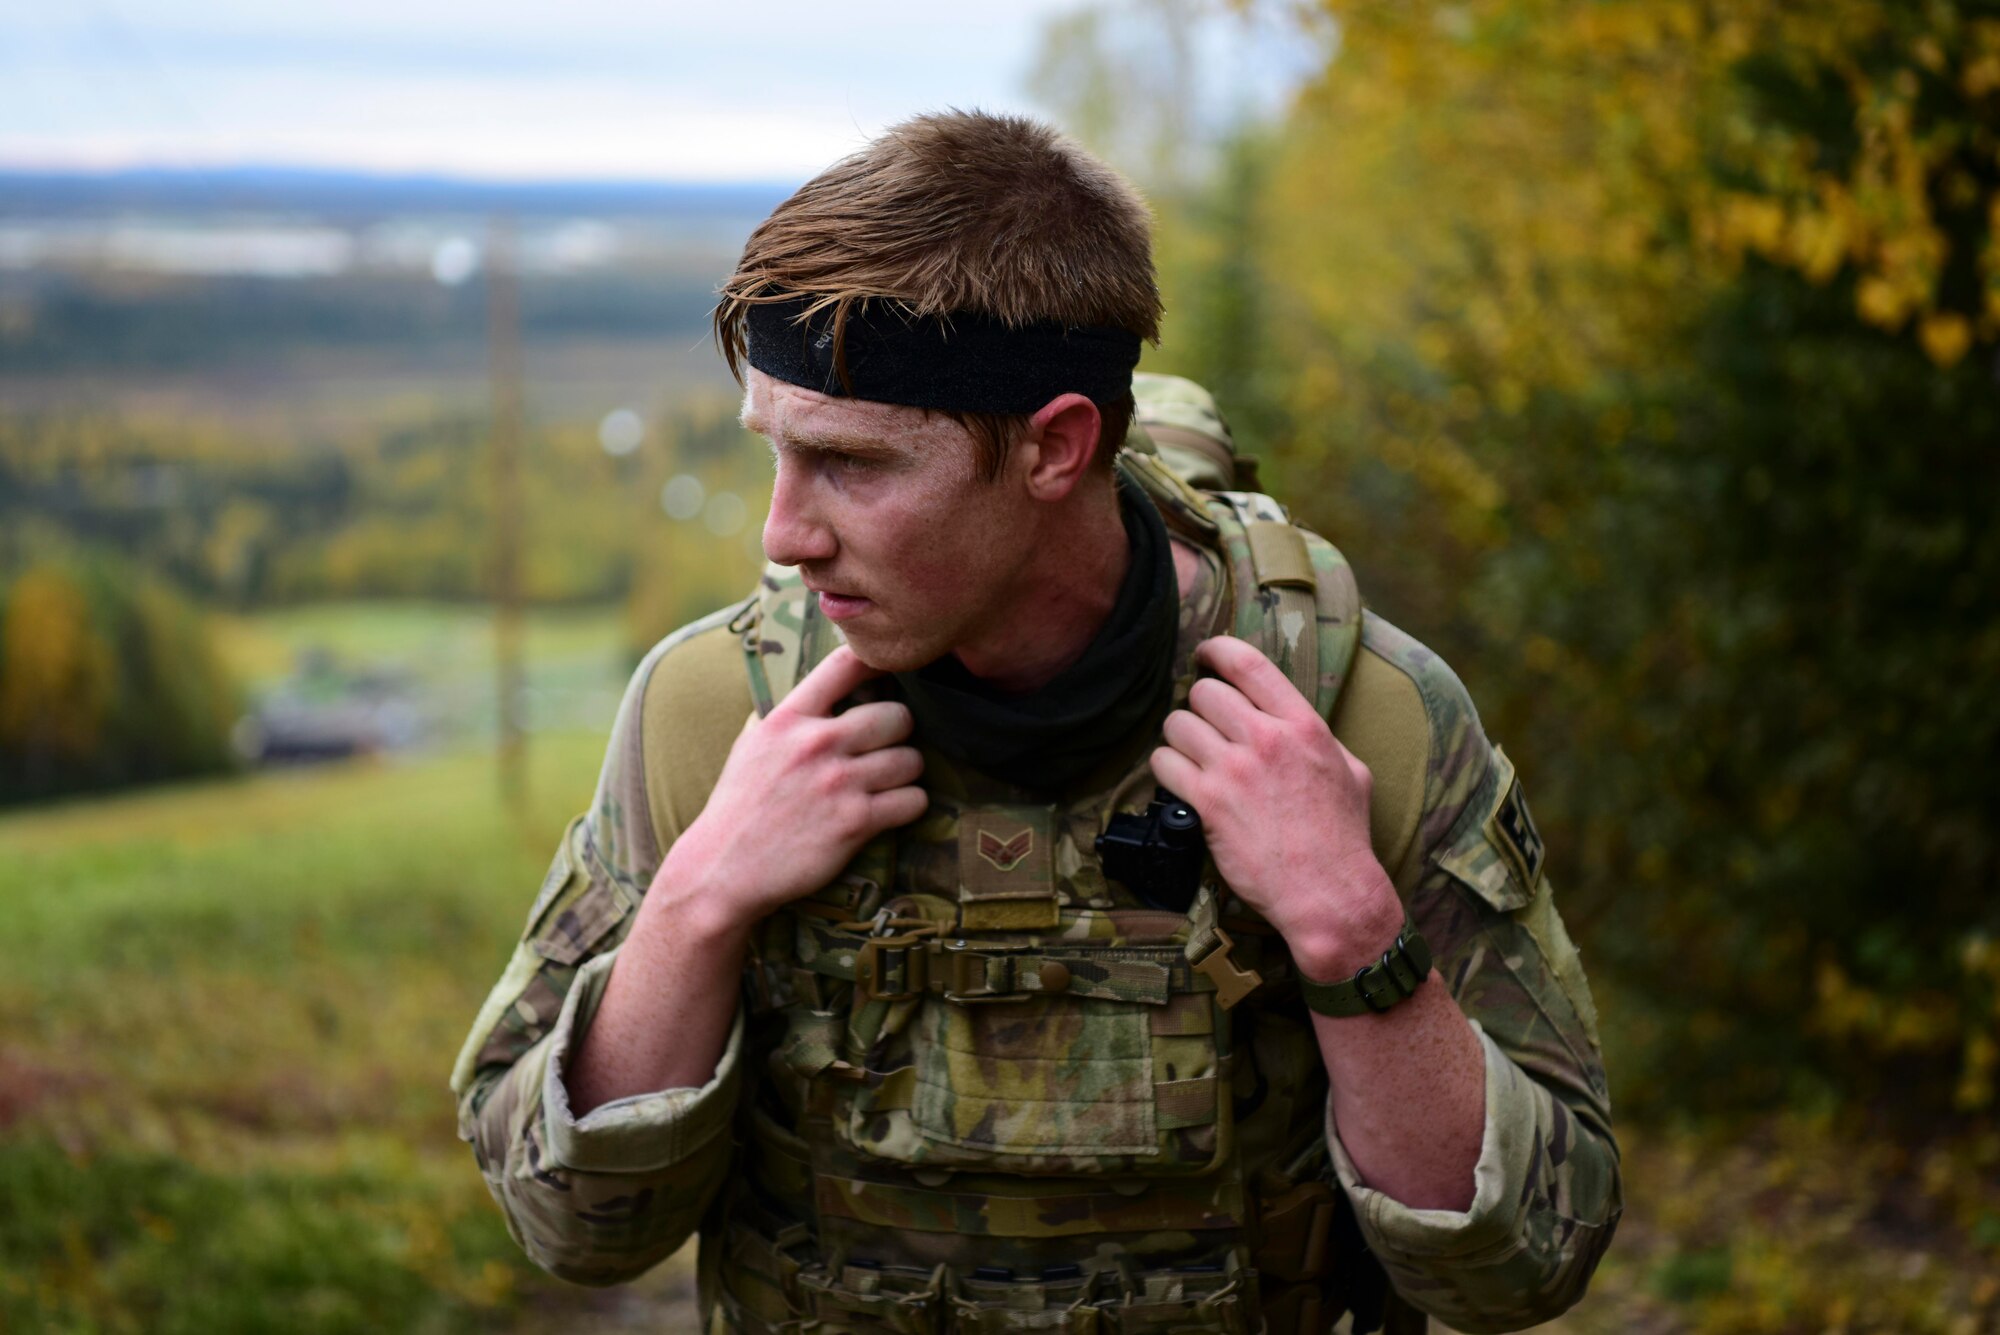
[451,463,1621,1334]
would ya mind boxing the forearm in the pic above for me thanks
[1326,1027,1620,1334]
[569,837,753,1113]
[1313,973,1486,1211]
[1287,864,1485,1213]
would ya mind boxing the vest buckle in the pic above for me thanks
[1188,926,1264,1010]
[854,921,944,1002]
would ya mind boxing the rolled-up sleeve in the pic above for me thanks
[456,944,742,1284]
[1328,1014,1619,1330]
[540,952,743,1175]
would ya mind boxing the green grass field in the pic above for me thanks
[0,735,705,1333]
[0,601,701,1333]
[215,600,636,745]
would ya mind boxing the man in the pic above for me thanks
[452,111,1618,1334]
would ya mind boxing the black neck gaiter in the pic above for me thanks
[894,471,1178,793]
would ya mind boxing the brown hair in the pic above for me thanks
[714,110,1160,477]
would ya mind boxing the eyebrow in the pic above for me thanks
[741,413,900,459]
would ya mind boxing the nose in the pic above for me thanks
[761,455,837,568]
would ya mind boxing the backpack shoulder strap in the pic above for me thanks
[1117,447,1361,715]
[732,562,842,717]
[1205,489,1363,720]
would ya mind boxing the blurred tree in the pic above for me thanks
[1274,0,2000,1121]
[0,545,238,804]
[0,566,116,769]
[1028,0,1205,193]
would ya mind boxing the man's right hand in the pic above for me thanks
[570,645,924,1112]
[652,644,927,932]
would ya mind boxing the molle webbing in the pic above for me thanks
[816,1167,1246,1239]
[1113,449,1363,718]
[720,1207,1263,1334]
[842,1064,1219,1137]
[793,913,1283,1005]
[1115,448,1219,542]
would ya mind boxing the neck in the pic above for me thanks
[953,477,1131,693]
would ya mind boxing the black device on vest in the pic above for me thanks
[1096,787,1206,912]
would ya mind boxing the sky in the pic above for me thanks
[0,1,1320,184]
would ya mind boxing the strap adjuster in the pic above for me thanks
[939,942,1029,1003]
[854,922,943,1002]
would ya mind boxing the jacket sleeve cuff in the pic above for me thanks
[540,949,743,1175]
[1326,1022,1538,1264]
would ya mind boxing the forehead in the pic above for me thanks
[740,368,968,456]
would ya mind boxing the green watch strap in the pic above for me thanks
[1297,914,1433,1017]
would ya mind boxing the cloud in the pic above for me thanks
[0,1,1083,181]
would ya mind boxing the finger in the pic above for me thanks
[831,700,914,753]
[1185,675,1261,743]
[781,644,884,719]
[1149,745,1204,802]
[1160,707,1230,769]
[849,745,923,792]
[1194,636,1318,723]
[867,785,930,830]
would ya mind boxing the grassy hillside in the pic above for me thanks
[0,735,705,1333]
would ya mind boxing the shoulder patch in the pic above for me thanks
[1486,750,1546,891]
[1436,746,1535,913]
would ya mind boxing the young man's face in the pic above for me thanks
[742,368,1037,673]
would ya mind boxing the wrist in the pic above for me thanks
[1284,857,1406,982]
[641,835,757,947]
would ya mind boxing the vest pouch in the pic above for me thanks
[827,915,1235,1177]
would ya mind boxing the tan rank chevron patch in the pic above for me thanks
[958,805,1059,930]
[977,826,1035,872]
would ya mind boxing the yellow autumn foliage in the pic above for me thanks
[0,567,116,763]
[1270,0,2000,433]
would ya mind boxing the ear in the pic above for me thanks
[1017,393,1104,502]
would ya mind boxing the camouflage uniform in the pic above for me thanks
[452,442,1620,1332]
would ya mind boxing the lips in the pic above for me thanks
[804,579,873,621]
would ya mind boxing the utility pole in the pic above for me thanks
[488,215,526,811]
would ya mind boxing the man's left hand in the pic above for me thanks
[1150,635,1404,979]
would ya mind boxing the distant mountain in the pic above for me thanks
[0,166,796,220]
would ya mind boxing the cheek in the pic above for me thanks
[887,517,983,601]
[869,482,995,590]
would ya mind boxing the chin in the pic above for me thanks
[838,628,942,676]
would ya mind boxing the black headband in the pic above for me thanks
[743,292,1142,414]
